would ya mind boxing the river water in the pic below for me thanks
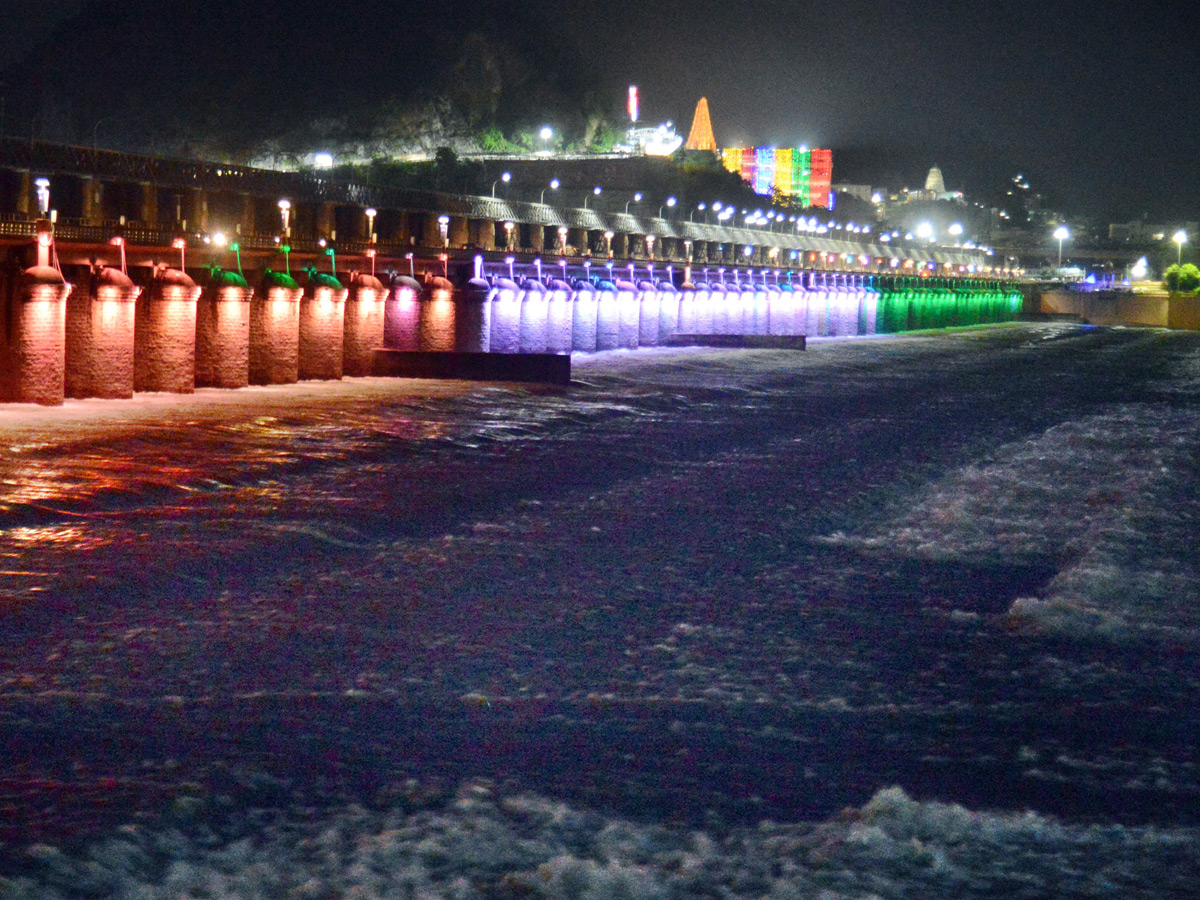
[1,323,1199,897]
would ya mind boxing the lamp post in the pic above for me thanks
[1174,229,1188,265]
[625,192,643,214]
[34,177,50,216]
[491,171,511,198]
[1054,225,1069,268]
[690,202,706,222]
[365,207,377,242]
[503,220,516,251]
[438,215,450,248]
[658,196,676,218]
[583,186,601,209]
[539,126,553,152]
[278,199,291,237]
[540,178,560,204]
[604,230,614,258]
[557,226,569,254]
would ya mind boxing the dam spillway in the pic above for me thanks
[1,255,1023,406]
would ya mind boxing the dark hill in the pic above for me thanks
[4,0,616,160]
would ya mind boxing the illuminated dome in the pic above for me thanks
[925,166,946,194]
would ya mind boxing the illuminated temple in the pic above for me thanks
[720,146,834,209]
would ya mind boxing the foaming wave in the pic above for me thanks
[818,404,1200,643]
[3,785,1196,899]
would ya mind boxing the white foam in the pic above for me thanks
[3,786,1196,899]
[819,404,1200,642]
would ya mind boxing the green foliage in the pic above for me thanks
[1166,263,1200,292]
[479,127,520,154]
[587,125,622,153]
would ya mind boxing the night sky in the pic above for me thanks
[7,0,1198,223]
[568,0,1199,223]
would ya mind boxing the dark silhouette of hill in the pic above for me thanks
[4,0,617,160]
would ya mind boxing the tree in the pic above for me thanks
[1163,263,1200,292]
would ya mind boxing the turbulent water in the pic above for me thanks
[2,323,1199,898]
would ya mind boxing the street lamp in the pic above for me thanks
[34,177,50,216]
[625,192,643,214]
[557,226,569,254]
[491,171,511,197]
[690,202,706,222]
[603,230,614,258]
[1174,229,1188,265]
[540,178,560,204]
[365,207,377,242]
[277,198,291,236]
[1054,225,1070,268]
[503,220,516,250]
[583,186,601,209]
[539,126,553,153]
[438,214,450,248]
[916,222,934,242]
[658,196,676,218]
[948,222,964,244]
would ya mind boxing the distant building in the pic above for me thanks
[720,146,833,208]
[832,183,873,203]
[685,98,717,152]
[925,166,946,195]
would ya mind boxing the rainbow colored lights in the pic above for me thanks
[722,147,833,208]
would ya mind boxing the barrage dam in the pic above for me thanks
[0,139,1028,406]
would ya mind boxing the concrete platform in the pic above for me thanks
[373,350,571,384]
[665,334,807,350]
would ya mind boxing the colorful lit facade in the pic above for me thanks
[721,146,833,208]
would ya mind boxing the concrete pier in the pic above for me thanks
[65,267,138,399]
[299,272,347,380]
[343,273,388,376]
[251,270,302,385]
[135,267,200,394]
[453,278,491,354]
[572,283,598,352]
[1,267,71,405]
[418,276,456,353]
[196,270,252,389]
[384,276,422,351]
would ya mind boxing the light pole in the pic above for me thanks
[491,171,511,197]
[658,196,676,218]
[365,207,377,242]
[539,126,553,153]
[690,202,706,222]
[277,199,291,237]
[1054,225,1069,268]
[503,220,515,250]
[539,178,560,204]
[583,186,601,209]
[625,192,643,214]
[1174,229,1188,265]
[34,177,50,216]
